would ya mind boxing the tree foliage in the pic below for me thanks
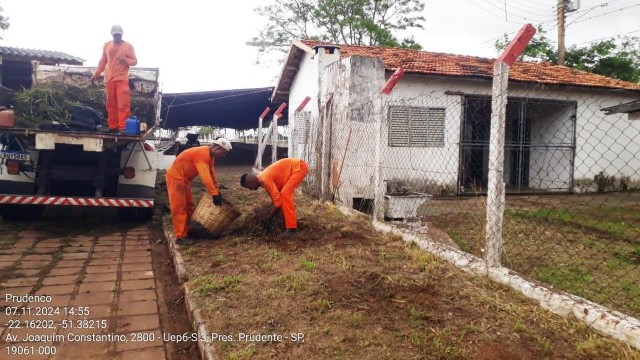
[248,0,425,53]
[0,6,10,39]
[495,27,640,83]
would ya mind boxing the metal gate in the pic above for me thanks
[459,95,576,194]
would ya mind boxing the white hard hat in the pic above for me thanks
[111,25,123,35]
[212,138,232,151]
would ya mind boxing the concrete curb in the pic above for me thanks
[162,218,218,360]
[337,206,640,350]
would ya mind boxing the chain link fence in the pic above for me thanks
[289,55,640,320]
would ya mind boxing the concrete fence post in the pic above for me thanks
[485,24,536,268]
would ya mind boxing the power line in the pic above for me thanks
[507,0,554,13]
[569,3,640,25]
[493,0,553,17]
[480,0,553,22]
[567,0,629,15]
[478,17,557,46]
[565,4,607,26]
[478,1,640,47]
[466,0,514,21]
[574,29,640,45]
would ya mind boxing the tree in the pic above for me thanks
[565,38,640,83]
[495,27,640,83]
[248,0,425,54]
[198,126,215,135]
[0,6,10,39]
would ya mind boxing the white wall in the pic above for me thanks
[508,85,640,186]
[527,102,575,191]
[288,52,640,195]
[382,76,464,192]
[289,52,318,159]
[325,56,385,206]
[382,75,640,192]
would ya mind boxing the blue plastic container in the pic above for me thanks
[124,116,140,135]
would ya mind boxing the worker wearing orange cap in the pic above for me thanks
[92,25,137,133]
[240,158,309,237]
[167,138,232,246]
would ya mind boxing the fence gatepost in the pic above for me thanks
[485,24,536,268]
[255,107,271,172]
[272,103,287,164]
[375,68,405,220]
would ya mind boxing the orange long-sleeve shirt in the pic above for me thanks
[258,158,303,207]
[94,40,137,83]
[167,146,220,196]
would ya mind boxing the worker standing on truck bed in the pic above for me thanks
[92,25,137,133]
[166,138,232,246]
[240,158,309,238]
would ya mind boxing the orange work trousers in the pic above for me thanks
[280,160,309,229]
[106,80,131,130]
[166,174,195,240]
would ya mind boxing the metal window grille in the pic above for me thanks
[389,106,445,147]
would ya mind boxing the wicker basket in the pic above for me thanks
[191,194,241,236]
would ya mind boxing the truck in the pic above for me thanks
[0,65,161,221]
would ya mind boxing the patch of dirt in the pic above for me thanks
[171,165,639,360]
[476,342,532,360]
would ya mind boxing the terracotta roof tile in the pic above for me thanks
[0,45,84,64]
[302,40,640,92]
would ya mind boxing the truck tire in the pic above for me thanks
[117,207,154,222]
[0,204,45,221]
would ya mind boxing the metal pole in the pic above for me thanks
[257,119,263,170]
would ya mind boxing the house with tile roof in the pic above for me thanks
[0,45,84,94]
[273,40,640,209]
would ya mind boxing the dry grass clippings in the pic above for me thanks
[175,168,640,359]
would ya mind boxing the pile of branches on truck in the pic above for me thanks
[13,65,158,130]
[14,83,155,129]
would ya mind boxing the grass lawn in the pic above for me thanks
[420,193,640,318]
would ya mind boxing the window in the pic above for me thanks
[388,106,445,147]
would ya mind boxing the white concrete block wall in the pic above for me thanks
[289,52,640,196]
[320,56,386,207]
[382,82,463,189]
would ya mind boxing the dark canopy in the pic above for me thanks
[160,87,288,130]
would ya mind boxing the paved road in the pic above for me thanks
[0,207,199,360]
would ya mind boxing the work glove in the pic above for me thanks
[268,205,280,218]
[212,194,223,206]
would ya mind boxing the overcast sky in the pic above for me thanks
[1,0,638,93]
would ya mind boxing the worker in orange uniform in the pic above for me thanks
[240,158,309,237]
[167,138,232,246]
[91,25,137,133]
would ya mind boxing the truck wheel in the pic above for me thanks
[0,204,45,221]
[117,207,154,222]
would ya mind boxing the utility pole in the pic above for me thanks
[557,0,566,66]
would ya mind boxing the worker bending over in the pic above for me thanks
[240,158,309,237]
[167,138,232,246]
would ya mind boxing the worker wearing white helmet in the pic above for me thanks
[166,138,232,246]
[92,25,137,133]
